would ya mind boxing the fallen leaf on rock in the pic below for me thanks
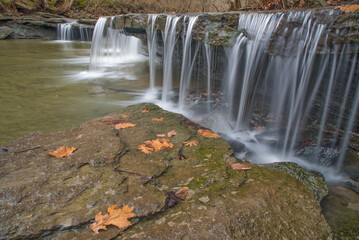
[231,163,252,170]
[165,187,189,208]
[22,214,33,219]
[167,129,176,137]
[176,187,189,200]
[156,133,166,137]
[198,129,220,138]
[141,109,149,113]
[177,154,187,160]
[115,122,136,130]
[138,138,174,154]
[137,144,153,154]
[268,187,276,195]
[103,120,125,125]
[48,146,76,158]
[183,140,198,147]
[241,159,252,164]
[91,204,135,234]
[254,126,265,130]
[152,117,164,122]
[336,4,359,12]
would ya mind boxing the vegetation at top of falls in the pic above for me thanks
[0,0,356,19]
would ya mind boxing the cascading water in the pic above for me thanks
[57,21,76,40]
[147,15,158,95]
[88,11,358,182]
[220,11,359,181]
[89,17,145,72]
[161,15,181,105]
[178,16,200,111]
[57,21,92,41]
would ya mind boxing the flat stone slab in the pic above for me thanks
[0,103,331,239]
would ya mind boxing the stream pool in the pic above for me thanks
[0,40,149,145]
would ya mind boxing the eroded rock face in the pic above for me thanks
[0,103,331,239]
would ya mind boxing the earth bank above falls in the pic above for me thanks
[0,103,331,239]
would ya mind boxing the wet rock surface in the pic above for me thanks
[0,14,94,40]
[0,103,331,239]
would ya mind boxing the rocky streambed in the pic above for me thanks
[0,103,333,239]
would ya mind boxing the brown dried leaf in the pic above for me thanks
[198,129,220,138]
[91,204,135,234]
[266,119,276,123]
[122,114,128,119]
[254,126,265,130]
[268,187,276,195]
[141,109,149,113]
[167,129,177,138]
[115,122,136,130]
[176,187,189,200]
[336,4,359,12]
[22,214,33,219]
[156,133,166,137]
[152,117,164,122]
[183,140,198,147]
[137,144,153,154]
[48,146,76,158]
[231,163,252,170]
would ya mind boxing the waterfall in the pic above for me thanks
[147,15,158,95]
[57,21,76,40]
[178,16,199,111]
[222,11,358,179]
[161,15,181,104]
[89,17,143,72]
[57,21,92,41]
[88,10,358,181]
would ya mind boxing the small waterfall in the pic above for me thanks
[147,15,158,94]
[89,17,143,72]
[161,15,181,104]
[57,21,92,41]
[222,11,359,178]
[178,16,199,111]
[57,21,75,40]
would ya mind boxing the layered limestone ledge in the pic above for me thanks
[107,8,359,53]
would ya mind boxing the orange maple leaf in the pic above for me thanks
[197,129,220,138]
[231,163,252,170]
[141,109,149,113]
[139,138,173,154]
[152,117,164,122]
[137,144,153,154]
[48,146,76,158]
[115,122,136,129]
[167,129,176,137]
[91,204,135,234]
[176,187,189,200]
[183,140,198,147]
[336,4,359,12]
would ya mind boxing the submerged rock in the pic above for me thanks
[0,103,331,239]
